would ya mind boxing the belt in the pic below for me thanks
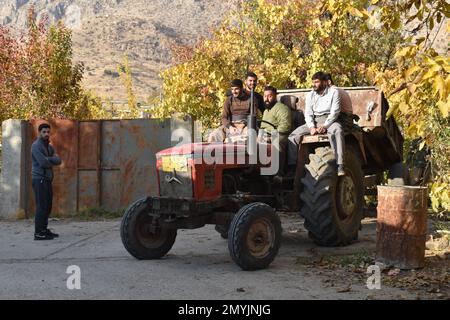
[231,114,248,122]
[314,114,329,120]
[312,114,328,125]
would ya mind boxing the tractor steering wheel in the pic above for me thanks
[258,120,277,130]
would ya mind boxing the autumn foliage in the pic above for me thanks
[0,8,105,123]
[155,0,449,211]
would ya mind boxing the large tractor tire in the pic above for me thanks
[300,146,364,246]
[120,197,177,259]
[228,203,282,271]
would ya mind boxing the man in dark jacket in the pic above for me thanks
[208,79,258,143]
[244,71,265,114]
[32,123,62,240]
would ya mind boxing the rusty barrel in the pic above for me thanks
[376,186,428,269]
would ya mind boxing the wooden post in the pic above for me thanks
[376,186,428,269]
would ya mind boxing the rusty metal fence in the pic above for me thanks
[16,117,192,218]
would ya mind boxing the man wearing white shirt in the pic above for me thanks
[287,71,346,176]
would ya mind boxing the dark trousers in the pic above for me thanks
[277,133,289,175]
[32,178,53,233]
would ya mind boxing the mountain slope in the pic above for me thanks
[0,0,237,100]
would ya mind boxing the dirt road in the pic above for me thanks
[0,214,448,300]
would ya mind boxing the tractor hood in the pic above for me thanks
[156,142,248,158]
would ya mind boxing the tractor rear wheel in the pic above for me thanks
[228,203,282,270]
[300,146,364,246]
[120,197,177,259]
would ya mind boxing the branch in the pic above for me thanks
[387,70,426,98]
[388,82,407,97]
[428,18,445,50]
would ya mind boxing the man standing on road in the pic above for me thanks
[287,71,345,176]
[32,123,62,240]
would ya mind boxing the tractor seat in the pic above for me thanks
[279,95,306,133]
[302,134,329,144]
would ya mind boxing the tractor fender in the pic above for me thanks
[345,132,367,165]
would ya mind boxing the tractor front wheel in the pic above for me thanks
[120,197,177,259]
[228,203,282,270]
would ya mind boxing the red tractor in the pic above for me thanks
[120,87,405,270]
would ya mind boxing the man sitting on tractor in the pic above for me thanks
[244,71,265,114]
[208,79,258,143]
[258,86,292,175]
[287,71,345,176]
[325,73,356,132]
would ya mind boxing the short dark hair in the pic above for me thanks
[38,123,51,132]
[324,73,334,85]
[264,86,277,94]
[312,71,328,81]
[246,71,257,79]
[230,79,243,88]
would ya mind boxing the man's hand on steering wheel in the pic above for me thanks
[259,120,277,130]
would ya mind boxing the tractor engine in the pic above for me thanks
[155,143,249,201]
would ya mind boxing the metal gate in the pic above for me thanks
[26,119,173,217]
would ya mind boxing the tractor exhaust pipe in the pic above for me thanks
[247,88,257,157]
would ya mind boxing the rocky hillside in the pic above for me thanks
[0,0,237,100]
[0,1,446,101]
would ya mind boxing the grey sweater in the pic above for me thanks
[31,138,62,181]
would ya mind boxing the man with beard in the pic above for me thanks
[208,79,258,143]
[259,86,292,174]
[31,123,62,240]
[244,71,265,114]
[287,71,345,176]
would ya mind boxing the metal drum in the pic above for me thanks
[376,185,428,269]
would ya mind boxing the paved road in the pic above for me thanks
[0,215,415,300]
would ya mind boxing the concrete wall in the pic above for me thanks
[0,120,28,219]
[0,115,200,219]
